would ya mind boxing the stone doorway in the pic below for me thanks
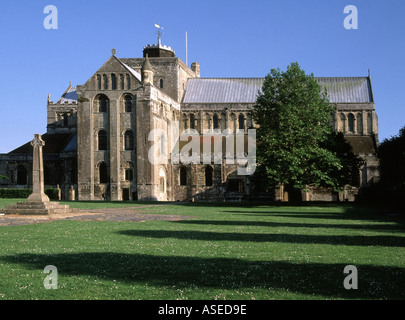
[122,188,130,201]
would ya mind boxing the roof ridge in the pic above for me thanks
[115,56,142,82]
[191,77,264,80]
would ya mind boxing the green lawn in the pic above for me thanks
[0,199,404,300]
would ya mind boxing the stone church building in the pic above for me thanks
[0,39,379,202]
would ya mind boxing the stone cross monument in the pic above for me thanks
[0,134,78,215]
[27,134,50,203]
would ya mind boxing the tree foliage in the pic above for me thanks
[252,62,361,192]
[377,126,405,192]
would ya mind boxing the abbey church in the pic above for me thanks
[0,38,379,202]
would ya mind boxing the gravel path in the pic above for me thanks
[0,206,194,227]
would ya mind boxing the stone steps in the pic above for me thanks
[0,201,80,216]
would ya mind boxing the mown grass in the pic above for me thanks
[0,199,404,300]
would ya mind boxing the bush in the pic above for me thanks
[45,188,60,200]
[0,188,60,200]
[0,189,32,199]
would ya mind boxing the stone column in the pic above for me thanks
[110,98,121,201]
[28,134,50,203]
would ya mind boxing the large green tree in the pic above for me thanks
[377,126,405,192]
[357,126,405,205]
[252,62,360,194]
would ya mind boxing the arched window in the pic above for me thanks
[348,113,355,133]
[205,166,213,186]
[17,165,27,185]
[126,74,131,90]
[98,130,108,150]
[99,162,108,183]
[124,95,132,112]
[97,74,101,90]
[213,114,219,130]
[180,166,187,186]
[103,74,108,90]
[160,79,164,89]
[98,95,108,112]
[238,114,245,130]
[124,130,134,150]
[111,74,117,90]
[190,114,195,130]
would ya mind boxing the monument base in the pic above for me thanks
[28,192,50,203]
[0,201,79,216]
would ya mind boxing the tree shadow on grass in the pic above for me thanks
[1,252,404,300]
[172,220,405,233]
[118,229,405,247]
[226,206,405,229]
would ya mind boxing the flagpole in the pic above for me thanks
[186,31,188,67]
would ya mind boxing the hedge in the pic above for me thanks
[0,188,60,200]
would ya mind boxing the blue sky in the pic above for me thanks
[0,0,404,153]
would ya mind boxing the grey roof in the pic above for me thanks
[59,84,78,104]
[63,133,77,152]
[183,78,264,104]
[316,77,373,103]
[183,77,373,104]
